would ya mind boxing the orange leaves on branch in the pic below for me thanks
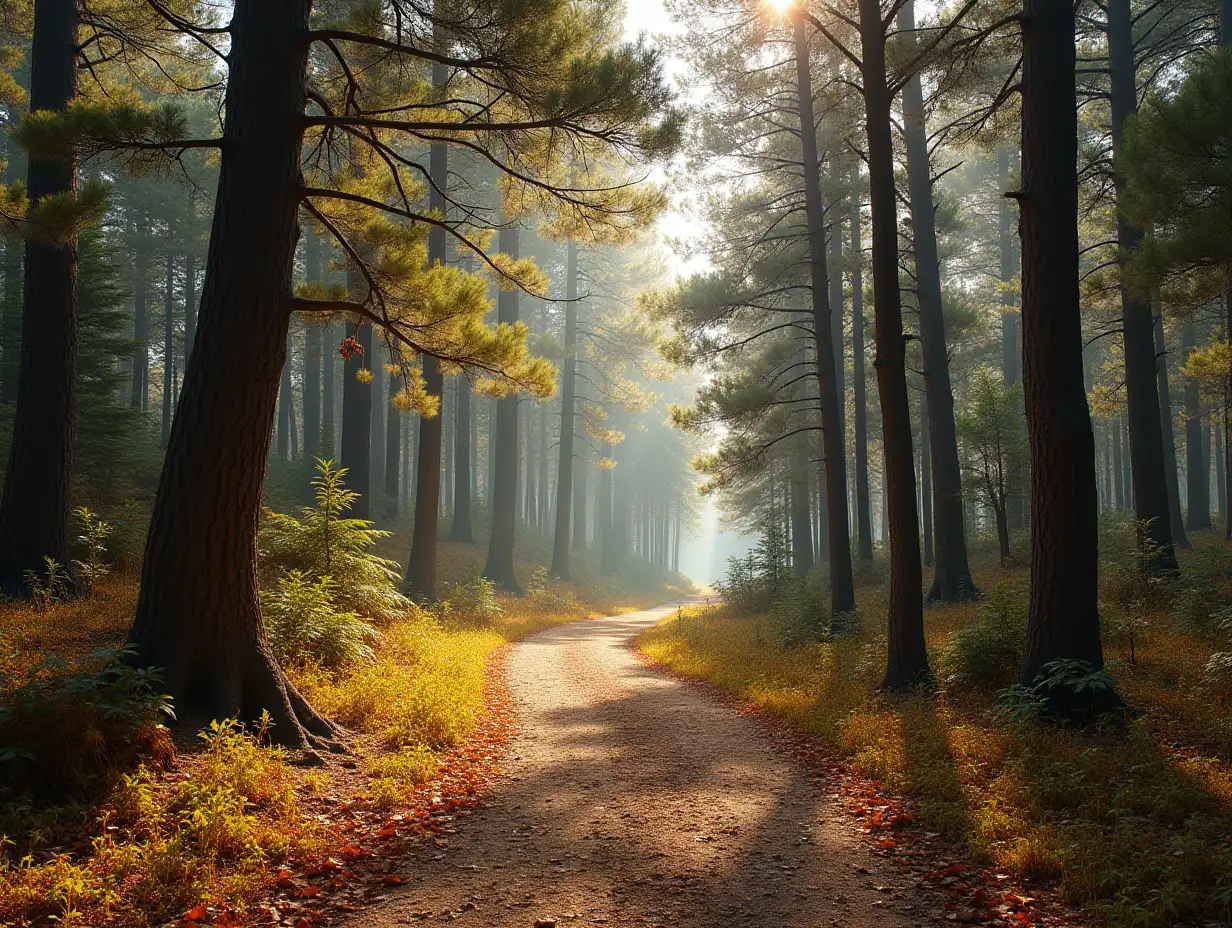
[339,335,363,360]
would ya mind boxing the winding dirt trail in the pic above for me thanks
[345,602,931,928]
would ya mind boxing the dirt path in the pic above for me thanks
[345,602,931,928]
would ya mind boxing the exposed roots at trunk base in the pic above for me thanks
[926,575,980,605]
[144,641,348,763]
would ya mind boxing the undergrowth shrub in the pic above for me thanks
[525,566,578,613]
[368,744,438,809]
[259,459,410,622]
[941,583,1027,689]
[0,715,322,928]
[1173,542,1231,633]
[0,646,174,806]
[764,573,860,647]
[261,570,378,668]
[440,575,503,628]
[71,505,113,598]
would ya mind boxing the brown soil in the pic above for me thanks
[342,602,936,927]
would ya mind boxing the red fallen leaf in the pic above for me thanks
[295,921,312,928]
[339,844,365,860]
[276,876,298,890]
[377,824,398,838]
[871,811,884,826]
[945,863,966,876]
[184,905,208,922]
[381,875,404,885]
[970,888,987,906]
[877,838,897,849]
[296,885,324,898]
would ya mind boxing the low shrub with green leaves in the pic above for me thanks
[941,583,1027,690]
[441,574,504,628]
[0,646,174,806]
[259,458,411,623]
[71,505,113,598]
[261,569,379,669]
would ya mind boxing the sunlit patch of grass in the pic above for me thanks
[637,539,1232,927]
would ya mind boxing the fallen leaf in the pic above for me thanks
[184,905,207,922]
[381,875,404,885]
[296,885,324,898]
[877,839,897,849]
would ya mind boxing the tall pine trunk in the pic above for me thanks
[920,391,933,567]
[551,241,579,577]
[1107,0,1176,572]
[850,201,873,561]
[901,0,975,601]
[0,0,79,597]
[483,223,523,593]
[403,116,448,601]
[1152,311,1187,547]
[792,8,855,614]
[127,0,333,748]
[998,148,1024,530]
[857,0,928,688]
[1017,0,1107,692]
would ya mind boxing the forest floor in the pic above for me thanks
[342,601,937,928]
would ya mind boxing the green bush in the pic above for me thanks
[1173,544,1230,633]
[0,647,174,805]
[261,570,378,669]
[941,583,1027,690]
[259,459,410,623]
[441,575,503,628]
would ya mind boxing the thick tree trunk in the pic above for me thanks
[1182,322,1209,530]
[1017,0,1107,692]
[1107,0,1177,572]
[901,1,975,601]
[792,9,855,613]
[850,202,874,562]
[160,254,174,449]
[856,0,929,688]
[551,241,579,577]
[302,222,322,457]
[483,223,523,593]
[127,0,334,749]
[403,126,448,600]
[1152,311,1188,547]
[0,0,79,597]
[0,131,25,406]
[790,440,815,575]
[920,391,933,567]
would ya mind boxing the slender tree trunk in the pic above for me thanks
[551,241,579,577]
[1153,310,1188,547]
[1122,416,1133,509]
[277,328,292,458]
[998,147,1024,531]
[370,340,386,491]
[483,223,523,593]
[160,254,175,449]
[302,224,321,458]
[792,8,855,613]
[1112,419,1124,510]
[131,225,148,410]
[184,250,197,365]
[1107,0,1177,571]
[855,0,928,687]
[1216,409,1227,526]
[598,440,615,575]
[403,114,448,601]
[340,312,373,516]
[920,390,933,567]
[901,0,976,600]
[1182,323,1209,529]
[450,374,475,542]
[790,439,815,575]
[321,318,336,459]
[127,0,333,748]
[0,0,79,597]
[994,504,1010,564]
[850,202,873,562]
[1017,0,1107,693]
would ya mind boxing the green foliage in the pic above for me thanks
[22,557,68,612]
[71,506,112,598]
[440,575,504,628]
[259,459,410,623]
[955,366,1027,550]
[0,646,174,806]
[716,516,790,616]
[261,570,378,669]
[942,583,1028,690]
[1118,49,1232,304]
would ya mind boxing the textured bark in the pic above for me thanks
[790,441,815,575]
[1107,0,1177,572]
[0,0,79,597]
[792,9,855,614]
[403,126,448,601]
[856,0,928,688]
[127,0,334,748]
[1017,0,1107,690]
[277,331,292,459]
[483,223,523,593]
[901,0,976,601]
[850,204,874,561]
[1152,311,1188,547]
[551,241,579,578]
